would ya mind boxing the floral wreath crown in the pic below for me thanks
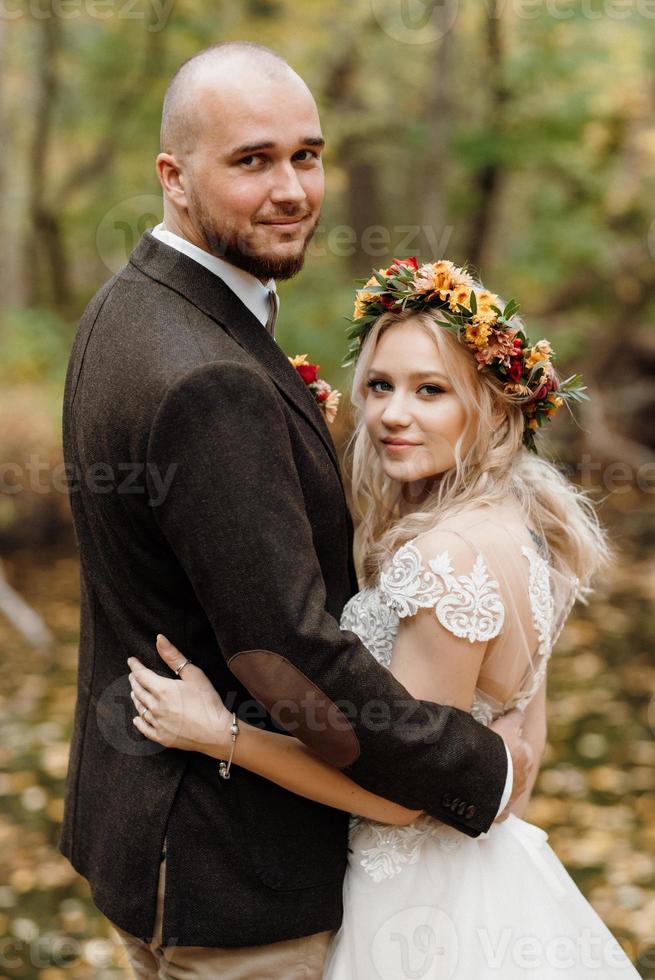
[345,257,588,453]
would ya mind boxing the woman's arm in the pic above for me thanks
[208,715,421,826]
[129,636,421,826]
[129,544,495,825]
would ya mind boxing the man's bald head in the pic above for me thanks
[156,42,324,281]
[160,42,300,156]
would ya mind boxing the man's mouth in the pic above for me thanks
[259,215,309,227]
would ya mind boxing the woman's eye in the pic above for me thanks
[418,384,445,396]
[366,379,392,393]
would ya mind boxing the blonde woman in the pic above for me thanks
[129,259,640,978]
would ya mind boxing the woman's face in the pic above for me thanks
[364,318,473,486]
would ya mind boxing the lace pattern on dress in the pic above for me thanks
[340,587,399,668]
[379,542,505,644]
[353,815,463,882]
[512,545,556,711]
[522,545,554,656]
[339,534,565,883]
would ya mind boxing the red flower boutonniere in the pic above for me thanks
[289,355,341,424]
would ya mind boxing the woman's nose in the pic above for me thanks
[381,393,412,428]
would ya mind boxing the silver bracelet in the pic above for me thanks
[218,713,239,780]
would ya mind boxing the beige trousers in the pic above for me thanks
[113,856,335,980]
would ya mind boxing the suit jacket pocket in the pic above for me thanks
[234,768,349,890]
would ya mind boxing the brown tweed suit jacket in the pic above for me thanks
[59,232,507,946]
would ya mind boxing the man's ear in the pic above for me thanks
[156,153,188,210]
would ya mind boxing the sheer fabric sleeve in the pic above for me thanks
[377,513,577,716]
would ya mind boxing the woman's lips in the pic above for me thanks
[382,439,421,454]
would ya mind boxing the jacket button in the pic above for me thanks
[456,801,467,816]
[450,797,460,812]
[442,793,453,808]
[465,805,476,819]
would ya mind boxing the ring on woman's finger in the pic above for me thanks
[140,706,150,723]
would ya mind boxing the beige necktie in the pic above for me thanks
[265,289,279,338]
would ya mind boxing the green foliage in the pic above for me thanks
[0,309,72,385]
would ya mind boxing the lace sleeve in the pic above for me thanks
[378,536,505,644]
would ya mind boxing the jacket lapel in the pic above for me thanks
[129,233,341,476]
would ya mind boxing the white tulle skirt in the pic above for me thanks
[323,814,641,979]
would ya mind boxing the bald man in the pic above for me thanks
[60,42,524,980]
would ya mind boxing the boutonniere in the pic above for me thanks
[289,354,341,424]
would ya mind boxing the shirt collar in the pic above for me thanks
[151,223,276,328]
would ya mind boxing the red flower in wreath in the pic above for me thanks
[508,357,524,383]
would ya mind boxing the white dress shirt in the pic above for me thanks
[151,223,277,330]
[150,221,513,819]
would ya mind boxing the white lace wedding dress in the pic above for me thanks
[323,502,641,979]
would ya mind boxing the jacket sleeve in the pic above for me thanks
[146,360,508,835]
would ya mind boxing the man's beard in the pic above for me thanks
[189,191,318,282]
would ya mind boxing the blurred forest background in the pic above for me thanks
[1,0,654,976]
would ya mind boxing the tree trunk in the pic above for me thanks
[465,0,509,272]
[419,7,456,259]
[323,41,383,273]
[24,7,71,310]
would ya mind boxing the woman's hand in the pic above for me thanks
[128,634,232,756]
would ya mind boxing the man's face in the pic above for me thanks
[181,70,325,281]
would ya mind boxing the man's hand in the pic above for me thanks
[490,708,534,822]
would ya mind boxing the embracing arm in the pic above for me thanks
[208,714,421,826]
[144,362,511,833]
[130,568,504,829]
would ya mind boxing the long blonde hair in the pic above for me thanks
[349,309,610,590]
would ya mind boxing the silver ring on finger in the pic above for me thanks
[174,658,192,676]
[140,705,150,723]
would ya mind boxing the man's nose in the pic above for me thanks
[269,162,307,205]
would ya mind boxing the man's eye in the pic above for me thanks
[366,379,392,393]
[239,155,264,167]
[294,149,319,162]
